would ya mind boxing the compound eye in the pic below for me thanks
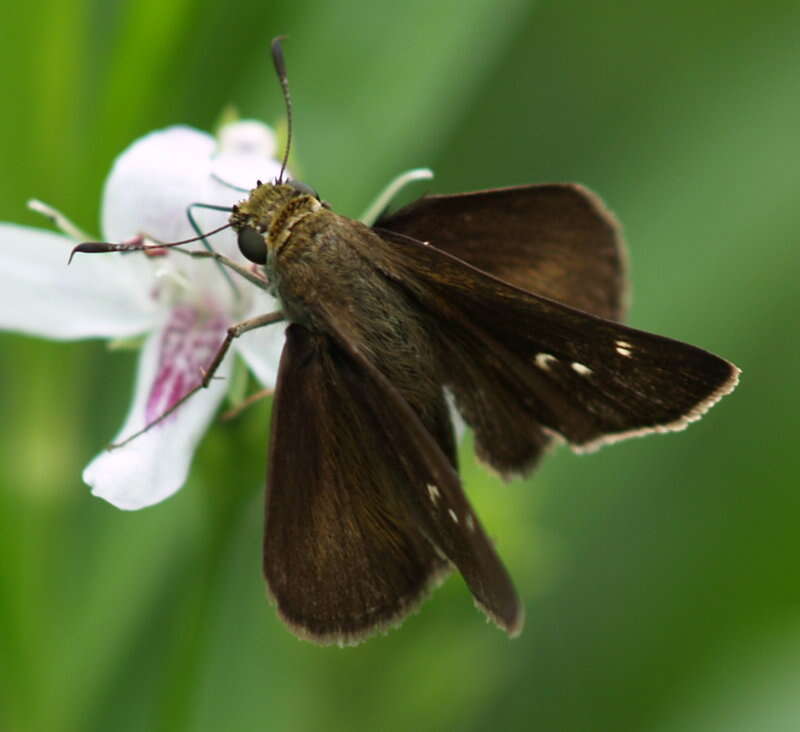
[237,226,267,264]
[288,179,319,199]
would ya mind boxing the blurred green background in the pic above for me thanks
[1,1,798,730]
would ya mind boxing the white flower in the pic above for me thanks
[0,121,287,510]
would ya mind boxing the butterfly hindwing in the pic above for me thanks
[264,323,522,645]
[378,183,626,321]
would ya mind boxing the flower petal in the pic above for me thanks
[210,120,284,194]
[100,123,282,281]
[0,223,156,339]
[101,126,218,244]
[218,120,278,159]
[84,307,232,509]
[99,126,237,302]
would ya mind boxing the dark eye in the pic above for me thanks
[237,226,266,264]
[288,179,319,199]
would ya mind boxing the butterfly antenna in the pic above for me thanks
[68,224,232,263]
[271,36,292,184]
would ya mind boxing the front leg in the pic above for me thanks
[109,310,284,449]
[182,249,271,291]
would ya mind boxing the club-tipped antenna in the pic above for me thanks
[271,36,292,183]
[68,223,232,264]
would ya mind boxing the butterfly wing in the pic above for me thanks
[370,227,739,477]
[378,183,626,321]
[264,323,522,645]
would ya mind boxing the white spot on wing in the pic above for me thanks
[448,509,459,524]
[615,339,633,357]
[571,362,592,375]
[427,483,440,506]
[465,515,475,532]
[535,353,557,370]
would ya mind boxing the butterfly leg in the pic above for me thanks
[108,310,284,450]
[181,249,271,291]
[221,387,275,421]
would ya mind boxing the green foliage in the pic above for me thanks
[1,1,798,730]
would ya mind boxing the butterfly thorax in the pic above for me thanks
[231,182,447,440]
[279,211,433,355]
[293,215,455,461]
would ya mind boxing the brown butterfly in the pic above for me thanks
[74,39,739,645]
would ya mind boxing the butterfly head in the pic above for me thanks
[230,179,323,265]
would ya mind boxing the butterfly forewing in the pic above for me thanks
[264,323,522,645]
[371,228,739,472]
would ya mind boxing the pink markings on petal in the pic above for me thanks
[145,305,230,424]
